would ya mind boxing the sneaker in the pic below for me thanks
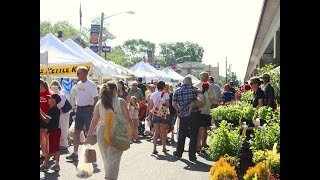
[66,153,78,160]
[51,164,60,171]
[40,164,49,172]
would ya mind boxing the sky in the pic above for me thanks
[40,0,264,81]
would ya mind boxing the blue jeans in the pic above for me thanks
[176,111,200,159]
[75,106,94,132]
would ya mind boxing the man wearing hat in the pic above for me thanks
[259,73,276,109]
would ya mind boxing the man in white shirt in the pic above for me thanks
[66,66,99,161]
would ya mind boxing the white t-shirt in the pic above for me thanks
[150,91,169,105]
[75,80,99,106]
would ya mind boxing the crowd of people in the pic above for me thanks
[40,66,276,180]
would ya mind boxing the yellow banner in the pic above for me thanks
[40,63,92,76]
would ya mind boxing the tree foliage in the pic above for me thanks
[219,72,240,87]
[40,20,80,38]
[159,41,204,67]
[107,45,132,67]
[122,39,155,58]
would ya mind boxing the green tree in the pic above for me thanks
[107,46,131,67]
[40,20,81,37]
[122,39,155,58]
[159,41,204,67]
[40,21,54,37]
[219,72,240,89]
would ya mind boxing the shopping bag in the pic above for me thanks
[76,145,93,178]
[84,144,96,163]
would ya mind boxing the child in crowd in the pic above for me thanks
[40,93,61,172]
[129,96,140,141]
[187,83,208,116]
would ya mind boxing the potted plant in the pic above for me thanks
[243,162,270,180]
[257,106,273,125]
[207,120,245,161]
[211,106,227,127]
[225,105,243,127]
[242,104,256,127]
[209,157,238,180]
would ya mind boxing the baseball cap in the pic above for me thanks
[202,82,210,88]
[47,94,61,104]
[259,73,270,79]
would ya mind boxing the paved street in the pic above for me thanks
[40,134,214,180]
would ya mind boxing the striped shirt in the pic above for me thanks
[172,84,199,117]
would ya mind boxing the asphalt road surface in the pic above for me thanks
[40,134,214,180]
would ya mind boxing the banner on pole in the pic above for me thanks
[90,24,100,44]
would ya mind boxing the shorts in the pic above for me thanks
[151,115,167,125]
[75,106,93,131]
[47,129,61,154]
[200,114,212,127]
[40,118,48,129]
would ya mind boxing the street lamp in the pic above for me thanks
[98,11,135,56]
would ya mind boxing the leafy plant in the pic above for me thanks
[211,106,227,120]
[225,105,243,122]
[257,106,273,120]
[207,120,245,160]
[240,90,253,104]
[252,150,280,175]
[243,162,270,180]
[210,157,238,180]
[223,154,240,169]
[242,104,256,121]
[249,123,280,153]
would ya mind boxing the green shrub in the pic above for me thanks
[249,122,280,152]
[242,104,256,121]
[240,90,253,104]
[207,120,245,161]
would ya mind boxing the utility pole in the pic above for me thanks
[225,56,228,84]
[98,12,104,56]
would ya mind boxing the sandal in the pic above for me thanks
[152,150,158,154]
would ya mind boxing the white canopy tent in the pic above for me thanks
[185,74,200,84]
[130,61,163,82]
[84,47,135,78]
[40,33,99,77]
[143,62,171,83]
[162,67,184,82]
[63,38,122,83]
